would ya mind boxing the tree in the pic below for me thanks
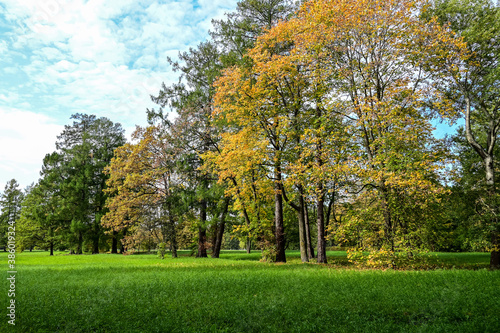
[148,36,244,258]
[21,114,126,254]
[211,0,299,67]
[435,127,499,252]
[16,180,64,255]
[103,126,181,258]
[213,0,461,265]
[0,179,24,251]
[425,0,500,268]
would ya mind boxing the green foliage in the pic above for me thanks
[0,179,23,250]
[17,114,125,255]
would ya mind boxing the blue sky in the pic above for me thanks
[0,0,237,191]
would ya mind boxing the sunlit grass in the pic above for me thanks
[1,251,499,332]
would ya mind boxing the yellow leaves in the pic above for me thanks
[102,125,178,232]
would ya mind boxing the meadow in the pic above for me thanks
[1,251,499,332]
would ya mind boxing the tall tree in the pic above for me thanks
[103,126,182,258]
[214,0,462,263]
[35,114,126,254]
[148,39,232,258]
[425,0,500,268]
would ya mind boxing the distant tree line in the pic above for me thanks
[2,0,498,269]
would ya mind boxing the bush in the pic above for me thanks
[347,248,433,269]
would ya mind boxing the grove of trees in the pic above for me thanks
[4,0,498,269]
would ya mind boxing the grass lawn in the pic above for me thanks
[1,250,499,332]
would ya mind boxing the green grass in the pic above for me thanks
[1,251,499,332]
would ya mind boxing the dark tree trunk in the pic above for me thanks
[242,205,251,254]
[76,231,83,254]
[197,199,208,258]
[120,229,126,254]
[212,198,230,258]
[50,241,54,256]
[210,223,218,255]
[169,213,178,259]
[274,168,286,263]
[298,189,309,262]
[111,231,118,254]
[304,201,315,259]
[92,236,99,254]
[316,189,327,264]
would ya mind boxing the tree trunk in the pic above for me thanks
[212,198,230,258]
[197,199,208,258]
[464,98,499,269]
[169,213,178,259]
[93,236,99,254]
[485,156,499,269]
[316,189,327,264]
[76,231,83,254]
[298,196,308,262]
[304,201,315,259]
[274,169,286,263]
[50,241,54,256]
[281,184,308,262]
[111,231,118,254]
[210,223,218,254]
[120,229,126,254]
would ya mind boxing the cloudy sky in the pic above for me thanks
[0,0,237,191]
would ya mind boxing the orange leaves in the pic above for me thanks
[102,126,176,232]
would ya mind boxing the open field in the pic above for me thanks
[1,251,500,332]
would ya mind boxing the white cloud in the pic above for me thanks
[0,107,63,190]
[0,0,239,190]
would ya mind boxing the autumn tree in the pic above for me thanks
[103,126,182,258]
[213,0,463,265]
[209,0,316,263]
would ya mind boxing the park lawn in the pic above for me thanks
[1,251,499,332]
